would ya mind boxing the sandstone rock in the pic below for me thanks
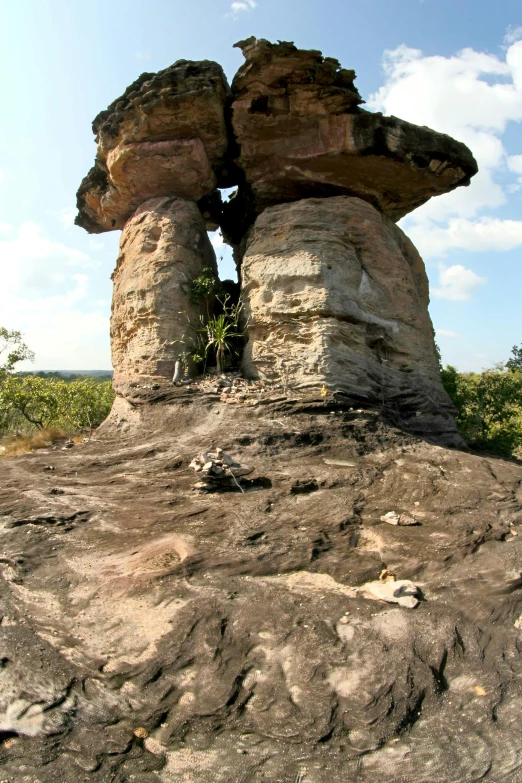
[399,511,419,526]
[230,38,477,222]
[110,197,216,392]
[381,511,419,526]
[361,579,421,608]
[76,60,232,233]
[241,195,459,441]
[381,511,401,525]
[2,396,522,781]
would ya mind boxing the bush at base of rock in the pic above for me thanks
[441,365,522,458]
[0,375,115,435]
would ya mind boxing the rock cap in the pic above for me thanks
[231,38,478,221]
[76,60,232,233]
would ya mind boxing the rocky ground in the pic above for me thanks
[1,387,522,782]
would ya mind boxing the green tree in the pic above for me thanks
[441,364,522,458]
[203,296,243,374]
[506,344,522,372]
[189,267,224,318]
[59,378,114,430]
[0,328,34,381]
[0,375,114,432]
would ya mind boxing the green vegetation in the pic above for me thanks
[203,296,243,374]
[0,328,35,381]
[441,344,522,459]
[0,328,114,447]
[1,375,114,432]
[177,268,244,376]
[506,344,522,372]
[189,266,224,314]
[2,321,521,460]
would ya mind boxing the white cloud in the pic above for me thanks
[436,329,458,338]
[406,216,522,259]
[0,221,12,233]
[13,309,111,370]
[432,264,486,301]
[0,222,88,297]
[0,222,111,369]
[0,169,4,184]
[370,37,522,271]
[504,26,522,46]
[53,207,77,229]
[508,154,522,174]
[507,153,522,191]
[228,0,256,15]
[89,238,105,250]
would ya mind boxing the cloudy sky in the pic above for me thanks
[0,0,521,370]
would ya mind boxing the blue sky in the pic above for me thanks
[0,0,521,370]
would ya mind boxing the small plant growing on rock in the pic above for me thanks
[203,295,243,374]
[189,267,224,317]
[176,270,244,376]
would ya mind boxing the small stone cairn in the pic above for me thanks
[189,447,253,492]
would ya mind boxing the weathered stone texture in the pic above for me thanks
[231,38,478,221]
[111,197,216,391]
[73,39,480,438]
[76,60,232,233]
[241,196,457,437]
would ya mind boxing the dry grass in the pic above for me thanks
[0,427,68,458]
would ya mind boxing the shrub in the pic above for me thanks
[0,376,114,434]
[441,364,522,458]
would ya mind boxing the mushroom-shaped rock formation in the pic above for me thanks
[241,196,458,440]
[230,38,478,222]
[74,39,477,440]
[111,197,217,395]
[75,60,232,233]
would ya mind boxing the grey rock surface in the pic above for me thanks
[0,394,521,781]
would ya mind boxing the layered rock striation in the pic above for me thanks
[229,38,477,221]
[1,397,522,782]
[240,196,456,437]
[75,38,478,438]
[76,60,232,233]
[111,197,216,393]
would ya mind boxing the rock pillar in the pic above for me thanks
[110,197,216,393]
[241,196,457,438]
[75,42,478,438]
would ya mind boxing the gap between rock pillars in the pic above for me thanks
[208,187,239,284]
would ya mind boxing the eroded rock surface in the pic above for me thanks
[241,196,458,442]
[73,40,478,438]
[76,60,232,233]
[1,394,522,781]
[230,38,478,221]
[111,197,216,393]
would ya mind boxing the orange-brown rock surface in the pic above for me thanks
[75,60,232,233]
[240,196,458,441]
[230,38,478,221]
[111,197,216,392]
[74,39,478,436]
